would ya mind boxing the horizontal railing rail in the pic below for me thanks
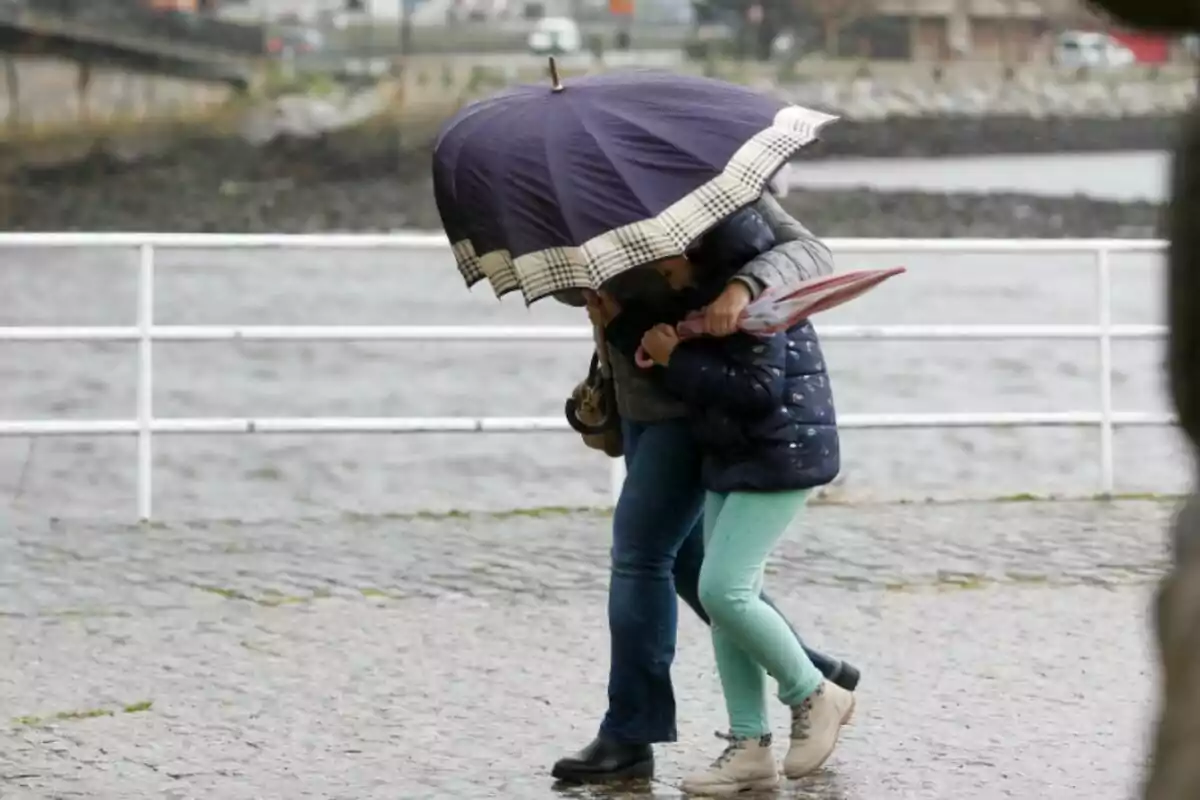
[0,324,1171,342]
[0,234,1171,520]
[0,232,1169,250]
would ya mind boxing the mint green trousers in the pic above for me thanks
[699,489,825,738]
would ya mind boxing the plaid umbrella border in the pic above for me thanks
[450,104,838,306]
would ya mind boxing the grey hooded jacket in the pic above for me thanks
[556,193,834,423]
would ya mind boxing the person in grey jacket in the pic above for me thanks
[551,194,862,784]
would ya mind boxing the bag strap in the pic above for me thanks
[593,320,620,427]
[593,320,613,378]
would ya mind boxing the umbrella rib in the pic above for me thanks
[539,95,580,260]
[569,97,646,220]
[598,103,739,169]
[443,98,525,258]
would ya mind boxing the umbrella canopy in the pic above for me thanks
[432,66,837,305]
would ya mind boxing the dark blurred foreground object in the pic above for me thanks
[1143,104,1200,800]
[1084,0,1200,29]
[1084,2,1200,800]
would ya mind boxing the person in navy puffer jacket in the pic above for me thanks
[659,313,839,494]
[603,206,852,795]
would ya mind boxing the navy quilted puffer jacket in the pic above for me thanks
[661,322,840,493]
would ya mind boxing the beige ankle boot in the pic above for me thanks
[681,732,780,796]
[783,681,855,779]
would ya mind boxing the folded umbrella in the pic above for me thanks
[634,267,907,368]
[432,61,837,305]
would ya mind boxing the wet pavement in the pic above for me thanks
[0,500,1170,798]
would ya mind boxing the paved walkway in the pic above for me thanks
[0,501,1171,798]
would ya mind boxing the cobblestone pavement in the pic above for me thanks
[0,500,1172,798]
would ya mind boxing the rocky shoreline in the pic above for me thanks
[793,113,1178,159]
[772,66,1194,120]
[3,169,1162,240]
[5,109,1180,176]
[0,109,1171,237]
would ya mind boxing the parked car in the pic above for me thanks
[683,17,798,62]
[267,25,325,56]
[1053,31,1135,69]
[527,16,582,56]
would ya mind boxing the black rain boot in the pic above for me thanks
[551,735,654,783]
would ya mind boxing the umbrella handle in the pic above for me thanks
[594,322,613,378]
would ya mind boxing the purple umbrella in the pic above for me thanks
[432,62,837,305]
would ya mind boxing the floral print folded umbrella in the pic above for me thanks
[635,267,906,368]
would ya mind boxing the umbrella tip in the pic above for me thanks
[548,57,564,93]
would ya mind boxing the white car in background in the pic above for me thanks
[1053,31,1136,70]
[527,16,583,56]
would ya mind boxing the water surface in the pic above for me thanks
[785,150,1168,202]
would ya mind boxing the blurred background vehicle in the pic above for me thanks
[527,16,582,56]
[1053,30,1136,68]
[267,20,327,55]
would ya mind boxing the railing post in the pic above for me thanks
[609,457,626,507]
[136,244,155,521]
[1096,245,1115,496]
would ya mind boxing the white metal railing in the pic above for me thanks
[0,233,1173,521]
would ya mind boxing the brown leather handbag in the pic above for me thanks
[564,324,623,458]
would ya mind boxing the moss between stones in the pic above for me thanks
[13,700,153,727]
[126,492,1183,534]
[193,584,330,606]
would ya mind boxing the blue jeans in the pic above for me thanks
[599,417,842,744]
